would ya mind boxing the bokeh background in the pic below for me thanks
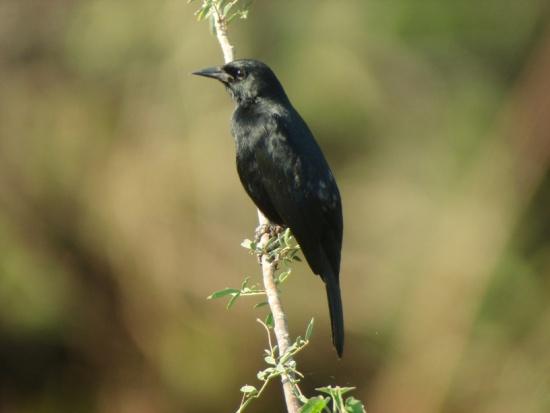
[1,1,549,412]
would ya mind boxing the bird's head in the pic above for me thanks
[193,59,288,105]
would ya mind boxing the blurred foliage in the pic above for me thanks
[0,1,549,412]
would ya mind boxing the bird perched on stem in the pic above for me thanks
[193,59,344,357]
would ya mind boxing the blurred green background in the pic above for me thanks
[1,1,549,412]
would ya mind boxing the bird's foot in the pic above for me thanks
[255,224,285,245]
[268,224,285,238]
[254,223,271,244]
[253,224,285,266]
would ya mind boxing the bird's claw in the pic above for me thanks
[270,225,285,238]
[254,223,271,244]
[255,223,285,243]
[253,224,285,265]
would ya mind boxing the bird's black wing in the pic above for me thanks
[251,109,344,355]
[254,111,342,275]
[235,147,284,225]
[233,104,285,225]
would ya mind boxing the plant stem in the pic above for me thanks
[210,4,300,412]
[212,4,235,64]
[257,215,301,413]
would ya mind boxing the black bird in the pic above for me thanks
[193,59,344,356]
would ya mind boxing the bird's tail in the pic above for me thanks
[325,277,344,357]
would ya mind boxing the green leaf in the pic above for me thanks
[253,301,268,309]
[305,318,314,340]
[208,13,217,35]
[336,387,356,396]
[223,0,236,17]
[316,386,331,395]
[265,312,274,329]
[278,269,291,283]
[283,228,291,245]
[196,4,212,21]
[241,239,254,249]
[226,11,240,24]
[316,386,356,397]
[264,240,278,253]
[345,397,366,413]
[226,292,240,309]
[208,288,240,299]
[299,397,329,413]
[264,355,276,365]
[257,366,275,381]
[240,385,258,395]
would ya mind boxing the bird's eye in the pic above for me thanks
[235,68,246,80]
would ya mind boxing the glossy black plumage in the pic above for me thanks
[193,59,344,356]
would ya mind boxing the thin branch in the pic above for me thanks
[210,5,301,413]
[258,215,301,413]
[211,5,235,63]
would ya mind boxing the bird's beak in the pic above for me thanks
[192,66,233,83]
